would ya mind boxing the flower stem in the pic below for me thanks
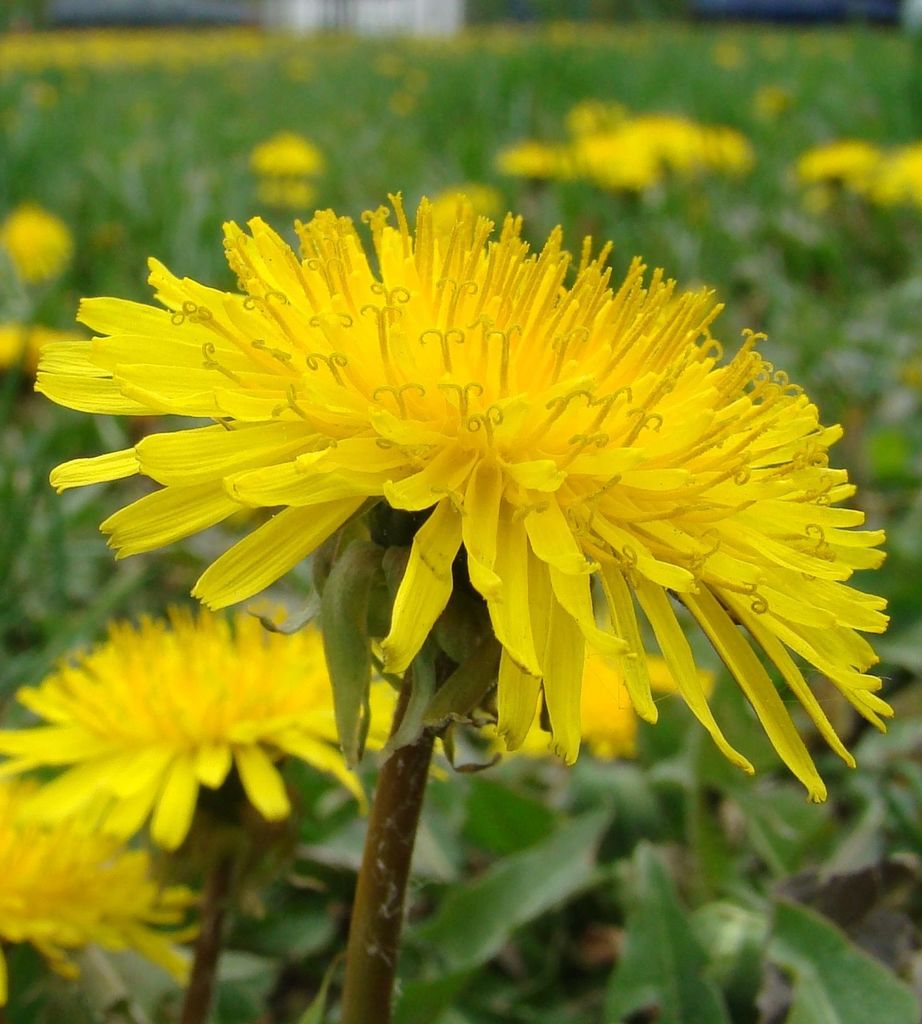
[179,853,235,1024]
[339,675,436,1024]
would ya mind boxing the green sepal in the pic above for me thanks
[423,636,500,728]
[381,644,439,757]
[297,953,342,1024]
[250,596,319,635]
[320,539,384,767]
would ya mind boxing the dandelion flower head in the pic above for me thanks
[250,132,324,210]
[753,84,794,122]
[499,109,754,192]
[0,609,395,850]
[565,98,630,137]
[39,195,889,797]
[0,778,192,1004]
[495,140,576,181]
[0,324,85,373]
[250,132,324,179]
[0,203,73,284]
[870,143,922,209]
[429,184,502,240]
[795,139,883,194]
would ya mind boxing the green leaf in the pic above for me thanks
[382,648,437,755]
[393,970,475,1024]
[768,900,919,1024]
[737,785,833,877]
[461,777,556,856]
[605,844,731,1024]
[423,636,500,727]
[297,955,342,1024]
[320,540,383,766]
[410,809,611,974]
[213,952,277,1024]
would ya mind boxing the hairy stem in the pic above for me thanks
[339,675,436,1024]
[179,853,235,1024]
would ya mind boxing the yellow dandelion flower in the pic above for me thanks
[428,184,502,240]
[572,130,665,193]
[623,115,754,179]
[0,203,73,284]
[0,323,86,373]
[565,99,629,138]
[39,196,889,796]
[0,778,192,1005]
[0,609,396,850]
[388,90,418,117]
[870,144,922,209]
[753,85,794,122]
[249,132,324,179]
[495,139,576,180]
[499,654,712,760]
[712,38,744,71]
[256,178,317,211]
[795,139,883,194]
[569,115,754,193]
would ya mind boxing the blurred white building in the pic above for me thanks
[265,0,465,34]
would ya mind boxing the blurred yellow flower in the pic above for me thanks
[495,139,575,180]
[753,84,794,122]
[565,98,629,137]
[389,90,418,117]
[0,323,86,372]
[712,37,744,70]
[0,610,395,850]
[0,324,84,372]
[0,203,73,284]
[428,184,502,239]
[572,116,753,192]
[500,111,753,193]
[572,128,664,192]
[795,139,883,194]
[250,131,324,179]
[249,132,323,210]
[0,778,192,1005]
[256,178,317,210]
[870,144,922,208]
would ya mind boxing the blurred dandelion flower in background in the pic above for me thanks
[499,107,753,193]
[795,139,883,198]
[38,195,888,796]
[0,203,73,284]
[573,114,755,190]
[571,128,665,193]
[249,132,324,211]
[752,84,794,122]
[256,178,318,210]
[428,184,502,240]
[495,139,575,181]
[0,324,86,373]
[565,98,629,137]
[250,132,324,178]
[0,779,193,1005]
[0,609,395,850]
[870,143,922,209]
